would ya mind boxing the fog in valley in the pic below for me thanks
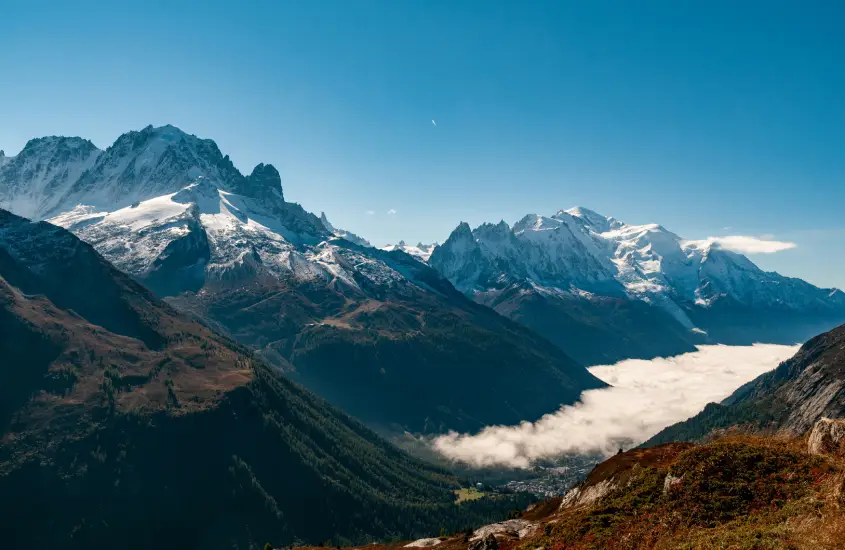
[434,344,799,468]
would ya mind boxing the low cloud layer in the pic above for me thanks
[433,344,798,468]
[708,235,797,254]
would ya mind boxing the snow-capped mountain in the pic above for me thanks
[0,136,102,219]
[0,125,378,293]
[429,207,845,364]
[0,124,603,433]
[381,241,438,262]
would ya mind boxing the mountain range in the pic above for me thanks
[421,208,845,365]
[0,125,604,435]
[3,124,844,431]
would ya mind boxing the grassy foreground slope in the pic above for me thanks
[340,434,845,550]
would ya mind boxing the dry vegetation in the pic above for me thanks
[523,434,845,550]
[327,433,845,550]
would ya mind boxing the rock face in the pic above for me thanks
[242,162,284,202]
[808,418,845,455]
[468,533,498,550]
[560,479,617,509]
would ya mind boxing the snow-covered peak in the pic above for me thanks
[430,207,845,327]
[556,206,622,233]
[381,241,438,262]
[512,213,562,234]
[0,136,102,219]
[561,206,603,222]
[0,124,263,220]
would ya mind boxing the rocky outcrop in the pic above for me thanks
[808,417,845,455]
[471,519,539,541]
[403,538,443,548]
[560,479,616,509]
[467,533,498,550]
[663,473,684,494]
[560,443,694,510]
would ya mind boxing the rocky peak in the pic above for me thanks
[449,221,475,242]
[16,135,100,159]
[476,220,512,238]
[242,163,284,202]
[319,211,334,232]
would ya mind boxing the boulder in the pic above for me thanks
[468,533,498,550]
[471,519,538,541]
[808,417,845,456]
[403,538,442,548]
[663,473,683,494]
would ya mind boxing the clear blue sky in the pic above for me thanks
[1,1,843,288]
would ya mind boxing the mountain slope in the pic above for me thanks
[428,208,845,364]
[0,209,529,549]
[646,323,845,446]
[0,125,605,434]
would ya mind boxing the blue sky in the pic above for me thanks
[1,1,843,288]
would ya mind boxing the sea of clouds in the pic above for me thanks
[433,343,799,468]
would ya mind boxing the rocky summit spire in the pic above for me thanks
[319,211,335,232]
[244,163,284,202]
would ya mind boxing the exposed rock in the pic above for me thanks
[243,163,284,202]
[467,533,498,550]
[808,417,845,455]
[471,519,539,541]
[560,478,616,509]
[663,473,684,494]
[403,538,442,548]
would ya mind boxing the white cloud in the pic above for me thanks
[365,210,375,216]
[433,344,798,468]
[432,119,437,127]
[708,235,797,254]
[387,208,397,215]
